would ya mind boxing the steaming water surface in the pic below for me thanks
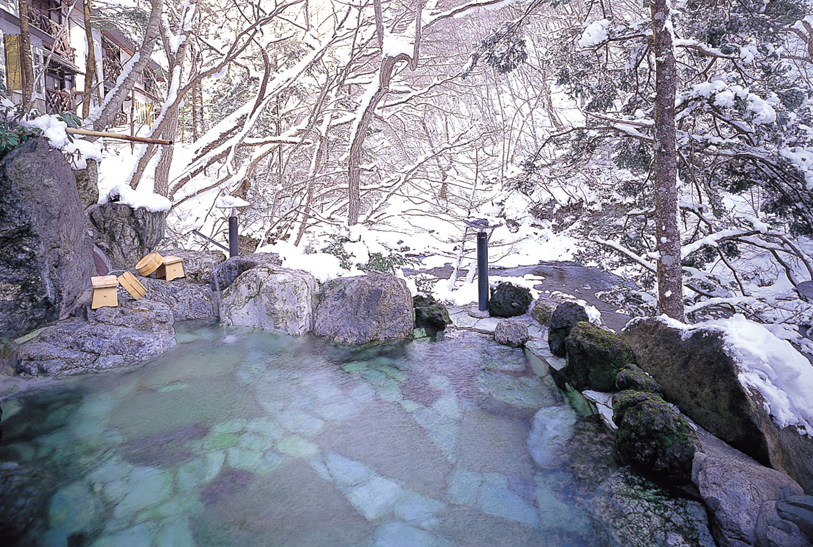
[1,322,619,546]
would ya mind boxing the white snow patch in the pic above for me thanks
[215,195,250,208]
[579,19,610,48]
[103,184,171,212]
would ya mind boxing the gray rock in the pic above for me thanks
[157,248,226,285]
[220,266,317,336]
[494,319,529,347]
[564,321,635,391]
[776,496,813,540]
[17,299,176,377]
[73,158,99,208]
[0,337,17,377]
[314,273,413,345]
[591,468,717,547]
[624,317,813,494]
[211,253,282,291]
[613,390,699,485]
[0,138,94,338]
[693,427,805,547]
[87,202,166,269]
[488,282,532,317]
[0,462,47,541]
[756,501,812,547]
[548,302,589,357]
[136,276,216,321]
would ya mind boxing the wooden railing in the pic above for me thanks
[103,54,122,84]
[45,87,72,114]
[29,8,75,63]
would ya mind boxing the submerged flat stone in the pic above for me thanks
[527,405,578,469]
[277,409,325,436]
[447,469,482,506]
[478,483,540,528]
[394,491,445,529]
[277,435,318,457]
[90,522,152,547]
[326,453,371,487]
[374,522,455,547]
[113,466,173,519]
[348,476,403,520]
[48,481,103,534]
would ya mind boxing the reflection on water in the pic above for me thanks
[0,323,706,547]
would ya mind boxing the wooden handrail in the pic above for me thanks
[66,127,172,145]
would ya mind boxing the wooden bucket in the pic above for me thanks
[135,252,163,276]
[118,271,146,300]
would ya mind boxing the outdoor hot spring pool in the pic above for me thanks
[0,322,710,547]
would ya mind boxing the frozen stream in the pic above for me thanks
[0,322,710,547]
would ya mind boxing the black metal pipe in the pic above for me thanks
[228,215,239,257]
[477,231,488,311]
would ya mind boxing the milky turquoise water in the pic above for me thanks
[0,323,615,547]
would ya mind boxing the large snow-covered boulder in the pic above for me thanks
[313,273,413,345]
[16,300,176,377]
[220,266,317,336]
[624,316,813,494]
[87,202,166,270]
[0,138,94,338]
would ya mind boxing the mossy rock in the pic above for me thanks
[563,322,635,391]
[612,390,699,486]
[616,364,662,393]
[413,294,451,333]
[530,298,557,326]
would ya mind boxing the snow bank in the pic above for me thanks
[20,114,103,169]
[665,314,813,436]
[103,184,171,213]
[256,240,356,283]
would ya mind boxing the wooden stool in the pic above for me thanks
[136,252,163,277]
[91,275,119,309]
[118,271,146,300]
[156,256,185,281]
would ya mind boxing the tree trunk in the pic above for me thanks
[18,0,34,110]
[85,0,163,131]
[153,110,177,196]
[651,0,684,321]
[82,0,96,118]
[191,81,204,141]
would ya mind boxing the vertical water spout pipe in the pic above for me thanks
[228,208,239,258]
[464,219,502,313]
[477,230,488,311]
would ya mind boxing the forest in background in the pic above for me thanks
[6,0,813,334]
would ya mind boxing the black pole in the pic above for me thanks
[228,215,239,257]
[477,231,488,311]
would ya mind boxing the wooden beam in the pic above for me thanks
[66,127,173,145]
